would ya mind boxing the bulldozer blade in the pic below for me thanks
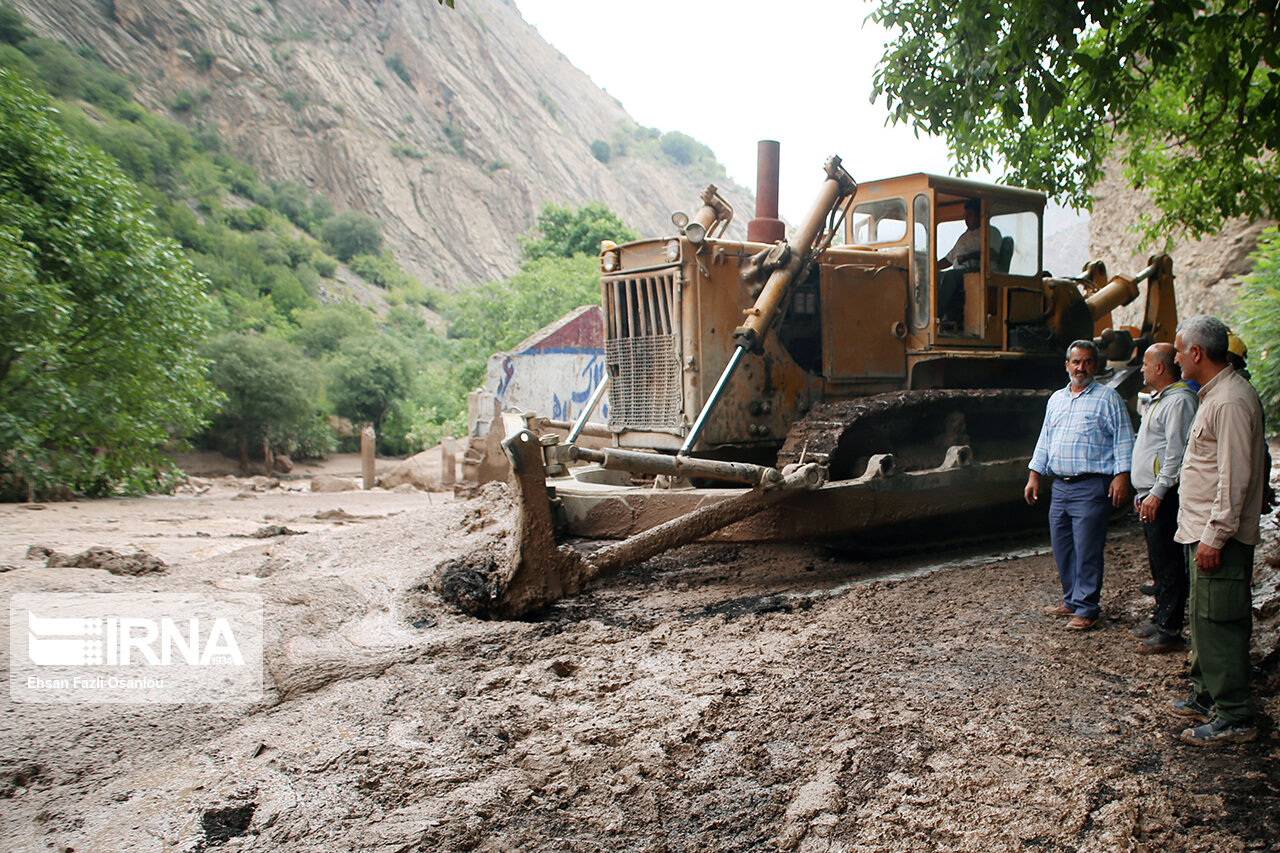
[436,430,824,619]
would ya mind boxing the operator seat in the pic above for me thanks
[996,236,1015,273]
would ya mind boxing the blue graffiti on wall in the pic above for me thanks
[495,356,515,397]
[552,356,607,420]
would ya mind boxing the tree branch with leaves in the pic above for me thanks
[872,0,1280,243]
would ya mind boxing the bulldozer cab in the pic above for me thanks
[844,174,1045,351]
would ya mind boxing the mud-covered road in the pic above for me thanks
[2,480,1279,852]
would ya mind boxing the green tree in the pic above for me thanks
[328,335,411,436]
[1234,227,1280,431]
[320,210,383,261]
[519,201,637,262]
[449,254,600,354]
[0,70,218,498]
[205,333,323,469]
[294,303,377,358]
[872,0,1280,241]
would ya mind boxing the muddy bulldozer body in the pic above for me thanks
[440,144,1177,618]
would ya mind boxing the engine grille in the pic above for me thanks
[604,271,683,431]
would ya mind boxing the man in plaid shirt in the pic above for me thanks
[1025,340,1135,630]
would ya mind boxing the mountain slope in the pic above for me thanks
[12,0,746,289]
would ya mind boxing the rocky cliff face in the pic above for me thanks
[13,0,747,289]
[1088,155,1273,329]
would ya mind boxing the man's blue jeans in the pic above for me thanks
[1048,476,1112,619]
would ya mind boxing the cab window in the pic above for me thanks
[850,198,907,245]
[990,211,1040,275]
[911,194,930,328]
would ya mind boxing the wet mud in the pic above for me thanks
[1,484,1279,852]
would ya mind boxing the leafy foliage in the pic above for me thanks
[1234,227,1280,432]
[321,210,383,261]
[520,201,638,262]
[449,254,601,355]
[0,69,218,497]
[204,333,327,464]
[872,0,1280,242]
[328,335,412,434]
[293,304,377,358]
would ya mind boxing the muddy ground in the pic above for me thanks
[2,472,1280,853]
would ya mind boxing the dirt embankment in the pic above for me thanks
[1,482,1279,852]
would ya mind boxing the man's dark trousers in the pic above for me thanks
[1049,476,1111,619]
[1187,538,1255,722]
[1144,487,1187,634]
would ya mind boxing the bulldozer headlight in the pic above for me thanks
[665,239,680,262]
[601,251,619,272]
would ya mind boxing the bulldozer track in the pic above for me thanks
[777,388,1053,480]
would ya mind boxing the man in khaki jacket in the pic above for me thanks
[1169,316,1268,745]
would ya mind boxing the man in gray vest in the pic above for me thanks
[1130,342,1198,653]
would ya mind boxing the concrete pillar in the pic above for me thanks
[361,424,376,489]
[441,436,456,489]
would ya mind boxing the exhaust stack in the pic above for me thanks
[747,140,785,243]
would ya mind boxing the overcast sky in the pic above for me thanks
[514,0,971,223]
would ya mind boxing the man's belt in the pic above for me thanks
[1057,473,1107,483]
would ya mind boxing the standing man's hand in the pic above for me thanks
[1109,472,1132,508]
[1194,542,1222,574]
[1139,493,1161,523]
[1024,471,1041,506]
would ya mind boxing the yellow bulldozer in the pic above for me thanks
[439,142,1177,618]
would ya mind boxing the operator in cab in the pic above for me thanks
[937,199,1001,324]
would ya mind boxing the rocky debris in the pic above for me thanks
[245,525,305,539]
[272,454,294,475]
[174,477,213,496]
[199,802,256,849]
[310,475,359,493]
[244,476,279,492]
[435,552,504,618]
[0,762,44,798]
[313,509,359,521]
[44,545,167,575]
[376,449,442,492]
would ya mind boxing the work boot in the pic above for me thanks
[1170,693,1212,723]
[1179,716,1258,746]
[1136,632,1183,654]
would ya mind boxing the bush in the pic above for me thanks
[385,53,410,85]
[320,210,382,261]
[659,131,709,166]
[293,303,376,357]
[590,139,611,163]
[1235,226,1280,432]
